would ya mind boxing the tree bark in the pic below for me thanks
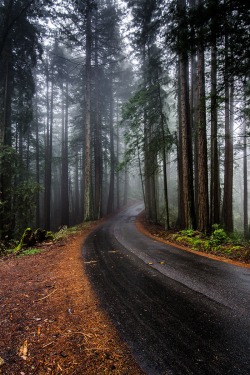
[61,77,69,227]
[1,61,9,146]
[179,55,196,229]
[84,2,92,221]
[35,90,40,228]
[196,39,209,232]
[222,35,234,233]
[177,0,196,229]
[107,81,115,215]
[0,59,12,238]
[44,61,53,230]
[123,144,128,206]
[210,43,220,226]
[94,12,102,219]
[190,54,198,216]
[189,0,198,217]
[157,78,169,230]
[74,152,80,223]
[116,100,120,210]
[144,117,150,219]
[149,125,158,224]
[177,64,184,227]
[243,106,248,237]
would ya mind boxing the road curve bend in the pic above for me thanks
[83,204,250,375]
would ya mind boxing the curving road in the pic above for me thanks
[83,203,250,375]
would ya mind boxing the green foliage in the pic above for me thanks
[52,226,67,241]
[166,0,250,81]
[209,228,228,247]
[0,146,42,241]
[18,248,45,257]
[14,227,54,254]
[211,224,220,231]
[0,146,19,172]
[15,228,33,252]
[228,232,244,243]
[180,229,195,237]
[1,222,86,258]
[45,231,54,240]
[202,241,211,252]
[120,68,175,173]
[68,226,78,231]
[176,236,184,242]
[49,224,81,242]
[13,181,41,238]
[169,224,249,262]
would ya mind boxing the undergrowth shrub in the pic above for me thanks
[209,227,228,247]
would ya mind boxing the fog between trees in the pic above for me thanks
[0,0,249,246]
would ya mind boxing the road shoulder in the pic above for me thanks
[0,220,145,374]
[136,212,250,269]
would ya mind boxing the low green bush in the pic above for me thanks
[209,228,228,247]
[18,248,44,257]
[180,229,195,237]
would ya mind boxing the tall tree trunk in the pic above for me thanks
[157,78,169,230]
[136,138,145,204]
[61,85,65,220]
[144,118,150,219]
[142,46,150,220]
[123,143,128,206]
[26,125,30,170]
[190,55,198,215]
[179,55,196,229]
[189,0,198,216]
[0,61,9,146]
[61,78,69,227]
[0,60,12,238]
[35,90,40,228]
[177,0,196,229]
[19,130,23,163]
[94,13,102,219]
[146,47,158,224]
[196,0,209,232]
[107,82,115,215]
[243,106,248,237]
[84,2,92,221]
[116,100,120,210]
[222,35,234,232]
[44,62,53,230]
[177,64,184,227]
[80,149,85,220]
[74,152,80,223]
[148,127,158,223]
[210,42,220,226]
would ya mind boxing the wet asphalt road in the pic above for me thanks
[83,204,250,375]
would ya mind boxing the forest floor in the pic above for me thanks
[137,212,250,269]
[0,216,145,375]
[1,208,249,375]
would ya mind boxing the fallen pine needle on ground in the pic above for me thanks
[0,219,145,375]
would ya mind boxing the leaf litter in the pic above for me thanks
[0,219,145,374]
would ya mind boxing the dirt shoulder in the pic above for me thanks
[136,212,250,269]
[0,219,145,375]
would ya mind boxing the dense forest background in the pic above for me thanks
[0,0,249,248]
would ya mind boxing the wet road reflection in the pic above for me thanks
[83,204,250,375]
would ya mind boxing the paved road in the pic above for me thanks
[83,204,250,375]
